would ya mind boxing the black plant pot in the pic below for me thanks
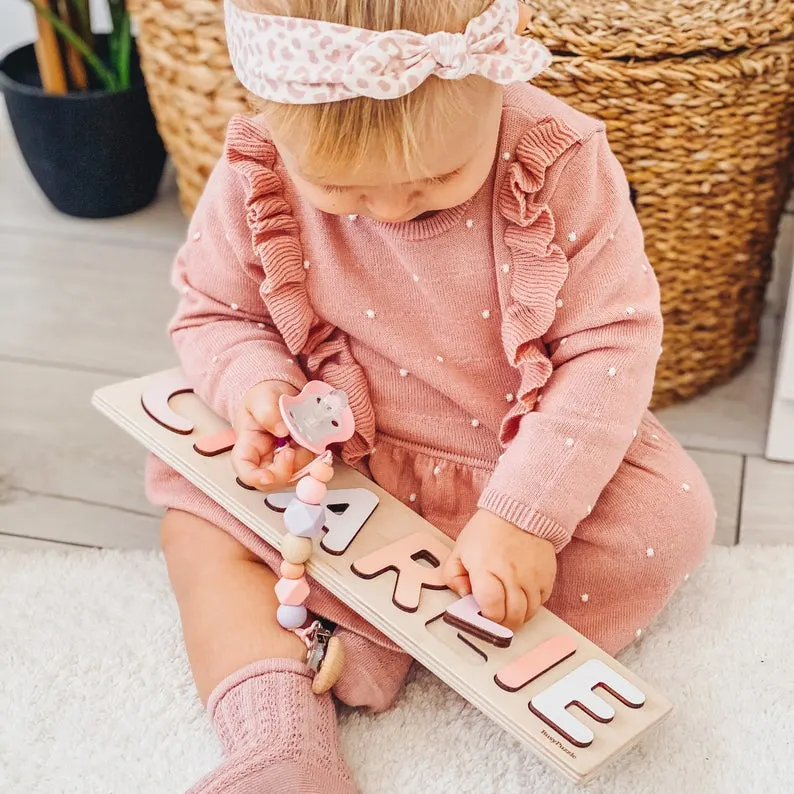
[0,37,166,219]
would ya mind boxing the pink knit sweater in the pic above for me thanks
[170,83,662,553]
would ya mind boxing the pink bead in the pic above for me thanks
[308,459,335,483]
[280,561,305,579]
[296,476,327,505]
[275,576,310,606]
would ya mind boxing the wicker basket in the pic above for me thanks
[130,0,794,406]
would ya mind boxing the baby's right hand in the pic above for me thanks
[232,380,314,490]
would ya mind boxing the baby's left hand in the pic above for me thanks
[442,509,557,631]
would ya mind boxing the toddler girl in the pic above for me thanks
[146,0,715,791]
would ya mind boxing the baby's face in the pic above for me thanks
[273,89,503,223]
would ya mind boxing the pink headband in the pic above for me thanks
[224,0,551,104]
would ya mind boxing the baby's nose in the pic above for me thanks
[365,191,417,223]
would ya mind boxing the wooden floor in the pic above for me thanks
[2,107,794,551]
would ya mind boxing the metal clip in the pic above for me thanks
[305,623,333,673]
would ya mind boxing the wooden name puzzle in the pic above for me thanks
[93,369,672,785]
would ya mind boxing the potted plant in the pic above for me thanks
[0,0,166,218]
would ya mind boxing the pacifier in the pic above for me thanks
[279,381,355,454]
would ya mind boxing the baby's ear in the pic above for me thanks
[516,3,532,34]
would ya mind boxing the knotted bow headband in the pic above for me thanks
[225,0,551,104]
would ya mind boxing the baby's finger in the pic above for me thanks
[524,587,543,624]
[268,445,296,484]
[469,569,506,625]
[232,432,275,488]
[503,582,528,632]
[441,551,472,597]
[247,397,289,438]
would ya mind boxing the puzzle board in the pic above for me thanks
[92,369,671,786]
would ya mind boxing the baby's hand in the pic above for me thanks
[232,380,314,489]
[442,509,557,632]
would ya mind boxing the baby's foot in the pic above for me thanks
[189,658,357,794]
[331,627,413,713]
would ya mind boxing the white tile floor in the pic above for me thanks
[1,106,793,551]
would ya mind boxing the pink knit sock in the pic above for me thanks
[331,628,413,713]
[188,658,356,794]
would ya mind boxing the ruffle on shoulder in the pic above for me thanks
[497,117,582,443]
[226,116,375,464]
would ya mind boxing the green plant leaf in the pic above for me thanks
[117,12,131,90]
[26,0,119,92]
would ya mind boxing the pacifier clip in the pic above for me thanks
[272,381,356,694]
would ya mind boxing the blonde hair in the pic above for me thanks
[242,0,497,181]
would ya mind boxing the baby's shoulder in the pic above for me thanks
[501,83,606,150]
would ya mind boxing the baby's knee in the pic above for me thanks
[161,509,259,593]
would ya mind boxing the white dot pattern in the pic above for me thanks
[580,593,589,602]
[465,219,474,228]
[436,355,445,363]
[303,260,311,270]
[409,493,417,502]
[608,367,617,377]
[565,437,574,447]
[505,393,514,402]
[365,309,376,319]
[412,273,420,282]
[567,232,577,242]
[625,307,636,315]
[399,368,408,377]
[347,214,358,220]
[556,298,564,308]
[502,151,511,160]
[193,231,201,241]
[681,483,691,492]
[231,303,240,311]
[481,310,491,319]
[646,547,655,557]
[635,628,643,638]
[258,322,266,329]
[471,419,480,428]
[433,465,441,476]
[502,264,511,273]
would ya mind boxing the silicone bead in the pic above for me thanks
[296,476,328,505]
[308,458,335,483]
[277,604,308,630]
[280,561,305,579]
[283,500,325,538]
[281,534,314,564]
[275,576,310,606]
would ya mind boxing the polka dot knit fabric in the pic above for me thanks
[147,83,714,663]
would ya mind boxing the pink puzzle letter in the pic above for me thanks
[494,635,577,692]
[351,532,451,613]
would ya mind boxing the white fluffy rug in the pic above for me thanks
[1,545,792,794]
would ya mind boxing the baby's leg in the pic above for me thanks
[161,509,356,794]
[545,416,715,655]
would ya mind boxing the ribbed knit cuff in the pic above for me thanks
[477,488,572,552]
[212,349,307,424]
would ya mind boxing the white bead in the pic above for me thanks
[565,437,574,447]
[625,307,636,315]
[587,504,592,515]
[505,393,514,402]
[465,219,474,228]
[436,355,444,363]
[633,428,638,438]
[560,337,568,345]
[567,232,577,242]
[536,393,543,403]
[211,356,218,363]
[580,593,589,602]
[471,419,480,428]
[502,264,510,273]
[286,359,294,365]
[192,231,201,241]
[412,273,420,282]
[433,466,441,476]
[303,260,311,270]
[502,151,511,160]
[635,628,643,638]
[181,285,190,295]
[651,434,660,441]
[348,214,358,220]
[230,303,239,311]
[608,367,617,377]
[609,233,615,241]
[257,322,265,329]
[681,483,691,492]
[370,447,377,455]
[399,368,408,377]
[498,454,504,462]
[684,573,690,582]
[409,493,417,503]
[481,309,491,319]
[646,547,655,557]
[556,298,564,308]
[642,263,649,272]
[365,309,376,319]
